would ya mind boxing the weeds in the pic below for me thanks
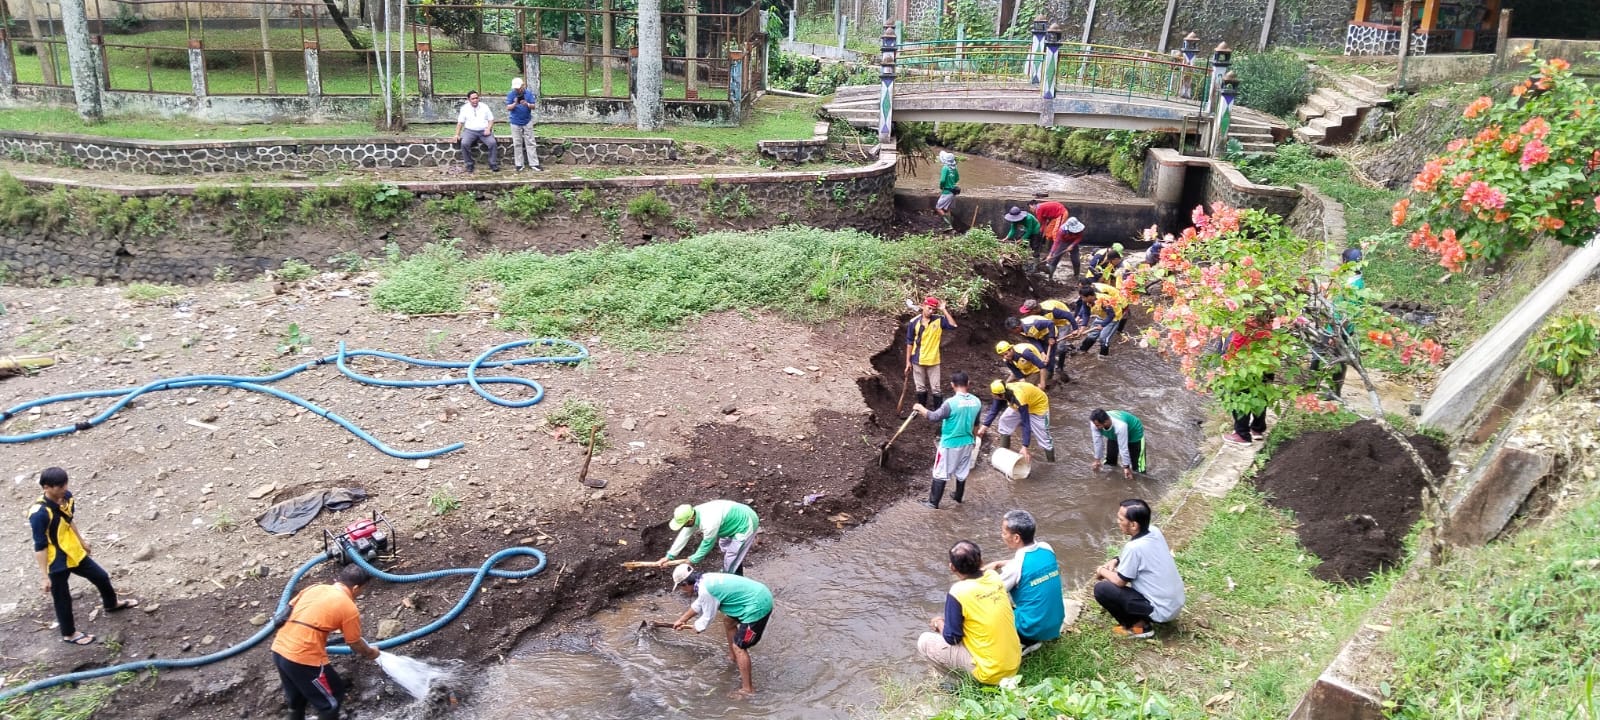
[1524,310,1599,393]
[428,488,461,516]
[545,399,608,449]
[350,182,414,222]
[423,329,450,356]
[626,190,673,226]
[122,282,183,304]
[329,251,366,273]
[425,193,488,233]
[563,188,599,214]
[275,323,311,355]
[209,510,238,533]
[212,265,237,282]
[370,242,468,314]
[0,673,131,720]
[273,258,316,282]
[497,187,558,223]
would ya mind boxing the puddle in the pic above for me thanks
[456,348,1205,719]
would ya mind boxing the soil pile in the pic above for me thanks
[1251,420,1450,583]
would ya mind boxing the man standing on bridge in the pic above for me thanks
[658,500,761,575]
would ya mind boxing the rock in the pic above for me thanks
[200,634,216,646]
[248,613,268,626]
[145,509,160,521]
[130,544,155,562]
[621,417,637,431]
[414,459,431,470]
[377,619,403,640]
[590,490,605,500]
[247,482,277,500]
[413,531,428,540]
[200,483,215,495]
[720,404,738,415]
[783,367,805,376]
[1357,108,1392,143]
[142,603,160,614]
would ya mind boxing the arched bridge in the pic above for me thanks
[822,37,1285,153]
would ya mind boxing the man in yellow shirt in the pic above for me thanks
[28,467,139,646]
[904,296,958,409]
[270,564,381,720]
[916,540,1021,685]
[979,379,1056,462]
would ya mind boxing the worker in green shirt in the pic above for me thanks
[937,151,960,231]
[671,565,774,697]
[1003,206,1045,268]
[657,500,760,575]
[1089,408,1146,480]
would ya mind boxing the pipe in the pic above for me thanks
[0,339,588,459]
[0,546,547,701]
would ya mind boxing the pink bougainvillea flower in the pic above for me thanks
[1520,139,1551,170]
[1538,216,1566,231]
[1594,196,1600,214]
[1463,96,1493,119]
[1501,136,1521,155]
[1452,172,1474,189]
[1518,116,1551,140]
[1463,181,1507,210]
[1413,159,1447,193]
[1446,138,1469,152]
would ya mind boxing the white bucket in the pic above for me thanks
[990,447,1031,480]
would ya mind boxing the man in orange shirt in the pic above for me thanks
[271,564,381,720]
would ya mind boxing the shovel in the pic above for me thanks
[878,412,918,467]
[620,559,690,570]
[577,429,607,489]
[895,370,911,414]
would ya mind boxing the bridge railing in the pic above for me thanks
[1056,50,1212,105]
[892,39,1211,106]
[896,38,1036,81]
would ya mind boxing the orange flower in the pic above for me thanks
[1546,58,1571,73]
[1391,198,1410,227]
[1518,116,1551,140]
[1538,216,1566,231]
[1501,137,1521,155]
[1463,96,1493,119]
[1512,83,1528,98]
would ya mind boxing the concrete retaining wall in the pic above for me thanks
[0,150,898,285]
[1397,54,1496,90]
[1142,148,1301,229]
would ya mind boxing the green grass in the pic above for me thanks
[545,398,608,449]
[121,282,184,303]
[371,227,1011,348]
[538,94,822,150]
[1382,480,1600,718]
[0,673,131,720]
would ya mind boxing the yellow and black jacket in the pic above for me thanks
[29,492,88,573]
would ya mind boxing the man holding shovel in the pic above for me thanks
[911,370,982,509]
[905,296,958,411]
[657,500,760,575]
[671,565,774,698]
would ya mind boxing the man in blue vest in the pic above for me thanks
[984,509,1064,653]
[912,370,982,509]
[504,77,542,171]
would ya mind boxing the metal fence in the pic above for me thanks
[895,38,1212,105]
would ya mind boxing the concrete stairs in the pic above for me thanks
[1292,72,1394,146]
[821,85,879,128]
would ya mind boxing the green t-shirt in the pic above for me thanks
[1005,213,1041,240]
[1098,410,1144,442]
[939,164,959,193]
[702,573,774,622]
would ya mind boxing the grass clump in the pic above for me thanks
[122,282,183,304]
[626,190,673,226]
[1382,482,1600,718]
[273,258,316,282]
[497,186,559,223]
[545,399,608,449]
[425,193,487,233]
[1234,50,1314,118]
[0,674,131,720]
[370,242,468,315]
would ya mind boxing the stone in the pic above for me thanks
[377,618,403,640]
[247,482,277,500]
[248,613,268,626]
[415,459,431,470]
[130,544,155,562]
[200,634,216,646]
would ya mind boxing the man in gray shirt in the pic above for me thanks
[1092,498,1185,639]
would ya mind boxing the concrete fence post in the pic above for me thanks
[1492,9,1513,72]
[0,30,17,98]
[877,22,895,143]
[1025,15,1045,84]
[188,38,207,98]
[1204,42,1230,117]
[729,49,745,110]
[303,41,322,98]
[523,43,540,99]
[416,42,433,100]
[1041,23,1062,100]
[1211,71,1238,156]
[788,8,796,42]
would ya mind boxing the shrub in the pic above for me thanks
[496,187,558,223]
[273,258,316,282]
[123,282,183,304]
[348,182,414,222]
[626,191,673,226]
[1525,310,1600,392]
[370,242,468,314]
[545,399,608,449]
[1234,50,1314,119]
[106,4,143,34]
[931,678,1173,720]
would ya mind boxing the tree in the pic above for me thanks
[1132,205,1452,556]
[635,0,665,130]
[57,0,103,123]
[1391,54,1600,271]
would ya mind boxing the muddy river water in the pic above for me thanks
[448,348,1204,719]
[894,148,1137,202]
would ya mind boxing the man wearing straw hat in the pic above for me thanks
[657,500,760,575]
[671,565,774,697]
[936,151,960,231]
[912,370,982,509]
[1002,206,1044,269]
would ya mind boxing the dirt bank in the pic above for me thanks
[1251,420,1451,583]
[0,257,1073,718]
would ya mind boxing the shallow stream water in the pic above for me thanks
[894,147,1136,202]
[450,347,1205,719]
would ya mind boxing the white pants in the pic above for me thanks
[719,529,757,573]
[996,408,1053,450]
[917,631,974,675]
[932,442,977,482]
[912,363,941,394]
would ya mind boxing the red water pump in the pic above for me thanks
[323,512,397,565]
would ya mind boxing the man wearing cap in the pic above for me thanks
[452,90,499,173]
[911,370,982,509]
[657,500,760,575]
[1002,206,1044,268]
[916,540,1020,685]
[1021,297,1085,374]
[995,340,1050,386]
[936,151,960,230]
[905,296,958,411]
[1089,408,1146,480]
[1089,243,1125,283]
[672,565,774,697]
[979,379,1055,462]
[1076,283,1129,358]
[504,76,541,172]
[1028,198,1067,252]
[1004,312,1058,373]
[1046,216,1086,278]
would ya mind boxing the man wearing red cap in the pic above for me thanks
[905,296,958,410]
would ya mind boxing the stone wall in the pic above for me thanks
[758,121,833,163]
[1202,158,1298,216]
[0,131,766,175]
[1285,182,1347,251]
[0,153,899,285]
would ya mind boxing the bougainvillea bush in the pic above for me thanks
[1137,205,1443,417]
[1392,54,1600,271]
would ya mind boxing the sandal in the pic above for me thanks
[62,632,96,645]
[108,599,140,613]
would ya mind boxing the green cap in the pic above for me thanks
[669,504,695,531]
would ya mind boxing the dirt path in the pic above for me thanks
[0,262,1038,717]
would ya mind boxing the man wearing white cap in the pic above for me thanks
[504,76,542,172]
[657,500,760,574]
[936,151,960,230]
[671,565,774,697]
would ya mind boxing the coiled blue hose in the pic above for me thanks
[0,546,547,702]
[0,339,587,459]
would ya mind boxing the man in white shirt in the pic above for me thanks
[452,91,499,173]
[1093,498,1185,639]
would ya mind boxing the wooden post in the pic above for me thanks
[258,1,277,93]
[1492,8,1512,71]
[1157,0,1177,52]
[603,0,614,96]
[1259,0,1276,51]
[1081,0,1096,44]
[1397,0,1413,86]
[686,4,697,96]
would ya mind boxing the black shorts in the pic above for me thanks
[273,651,344,719]
[733,612,771,650]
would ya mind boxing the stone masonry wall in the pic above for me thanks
[0,131,745,176]
[0,156,898,285]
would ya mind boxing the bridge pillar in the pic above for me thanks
[1153,151,1187,230]
[1210,71,1239,157]
[1040,23,1062,101]
[877,22,896,144]
[1025,15,1046,85]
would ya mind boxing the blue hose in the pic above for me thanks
[0,339,588,459]
[0,547,547,702]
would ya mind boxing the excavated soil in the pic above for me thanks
[1251,420,1451,583]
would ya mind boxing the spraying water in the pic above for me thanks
[378,652,453,700]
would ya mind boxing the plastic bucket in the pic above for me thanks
[990,447,1031,480]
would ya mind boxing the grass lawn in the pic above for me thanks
[11,28,724,99]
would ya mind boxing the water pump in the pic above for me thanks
[323,512,397,565]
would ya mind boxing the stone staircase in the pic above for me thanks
[1292,72,1394,146]
[1228,119,1281,155]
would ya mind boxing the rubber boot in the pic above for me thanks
[1079,336,1097,353]
[952,480,965,504]
[1045,448,1056,462]
[998,434,1012,450]
[1098,344,1109,357]
[916,391,929,409]
[925,480,945,509]
[929,393,944,411]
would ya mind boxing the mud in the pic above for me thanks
[1251,420,1452,583]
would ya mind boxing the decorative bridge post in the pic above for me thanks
[1026,14,1046,85]
[1204,41,1230,117]
[1178,31,1199,100]
[877,22,897,144]
[1211,71,1239,156]
[1041,22,1062,100]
